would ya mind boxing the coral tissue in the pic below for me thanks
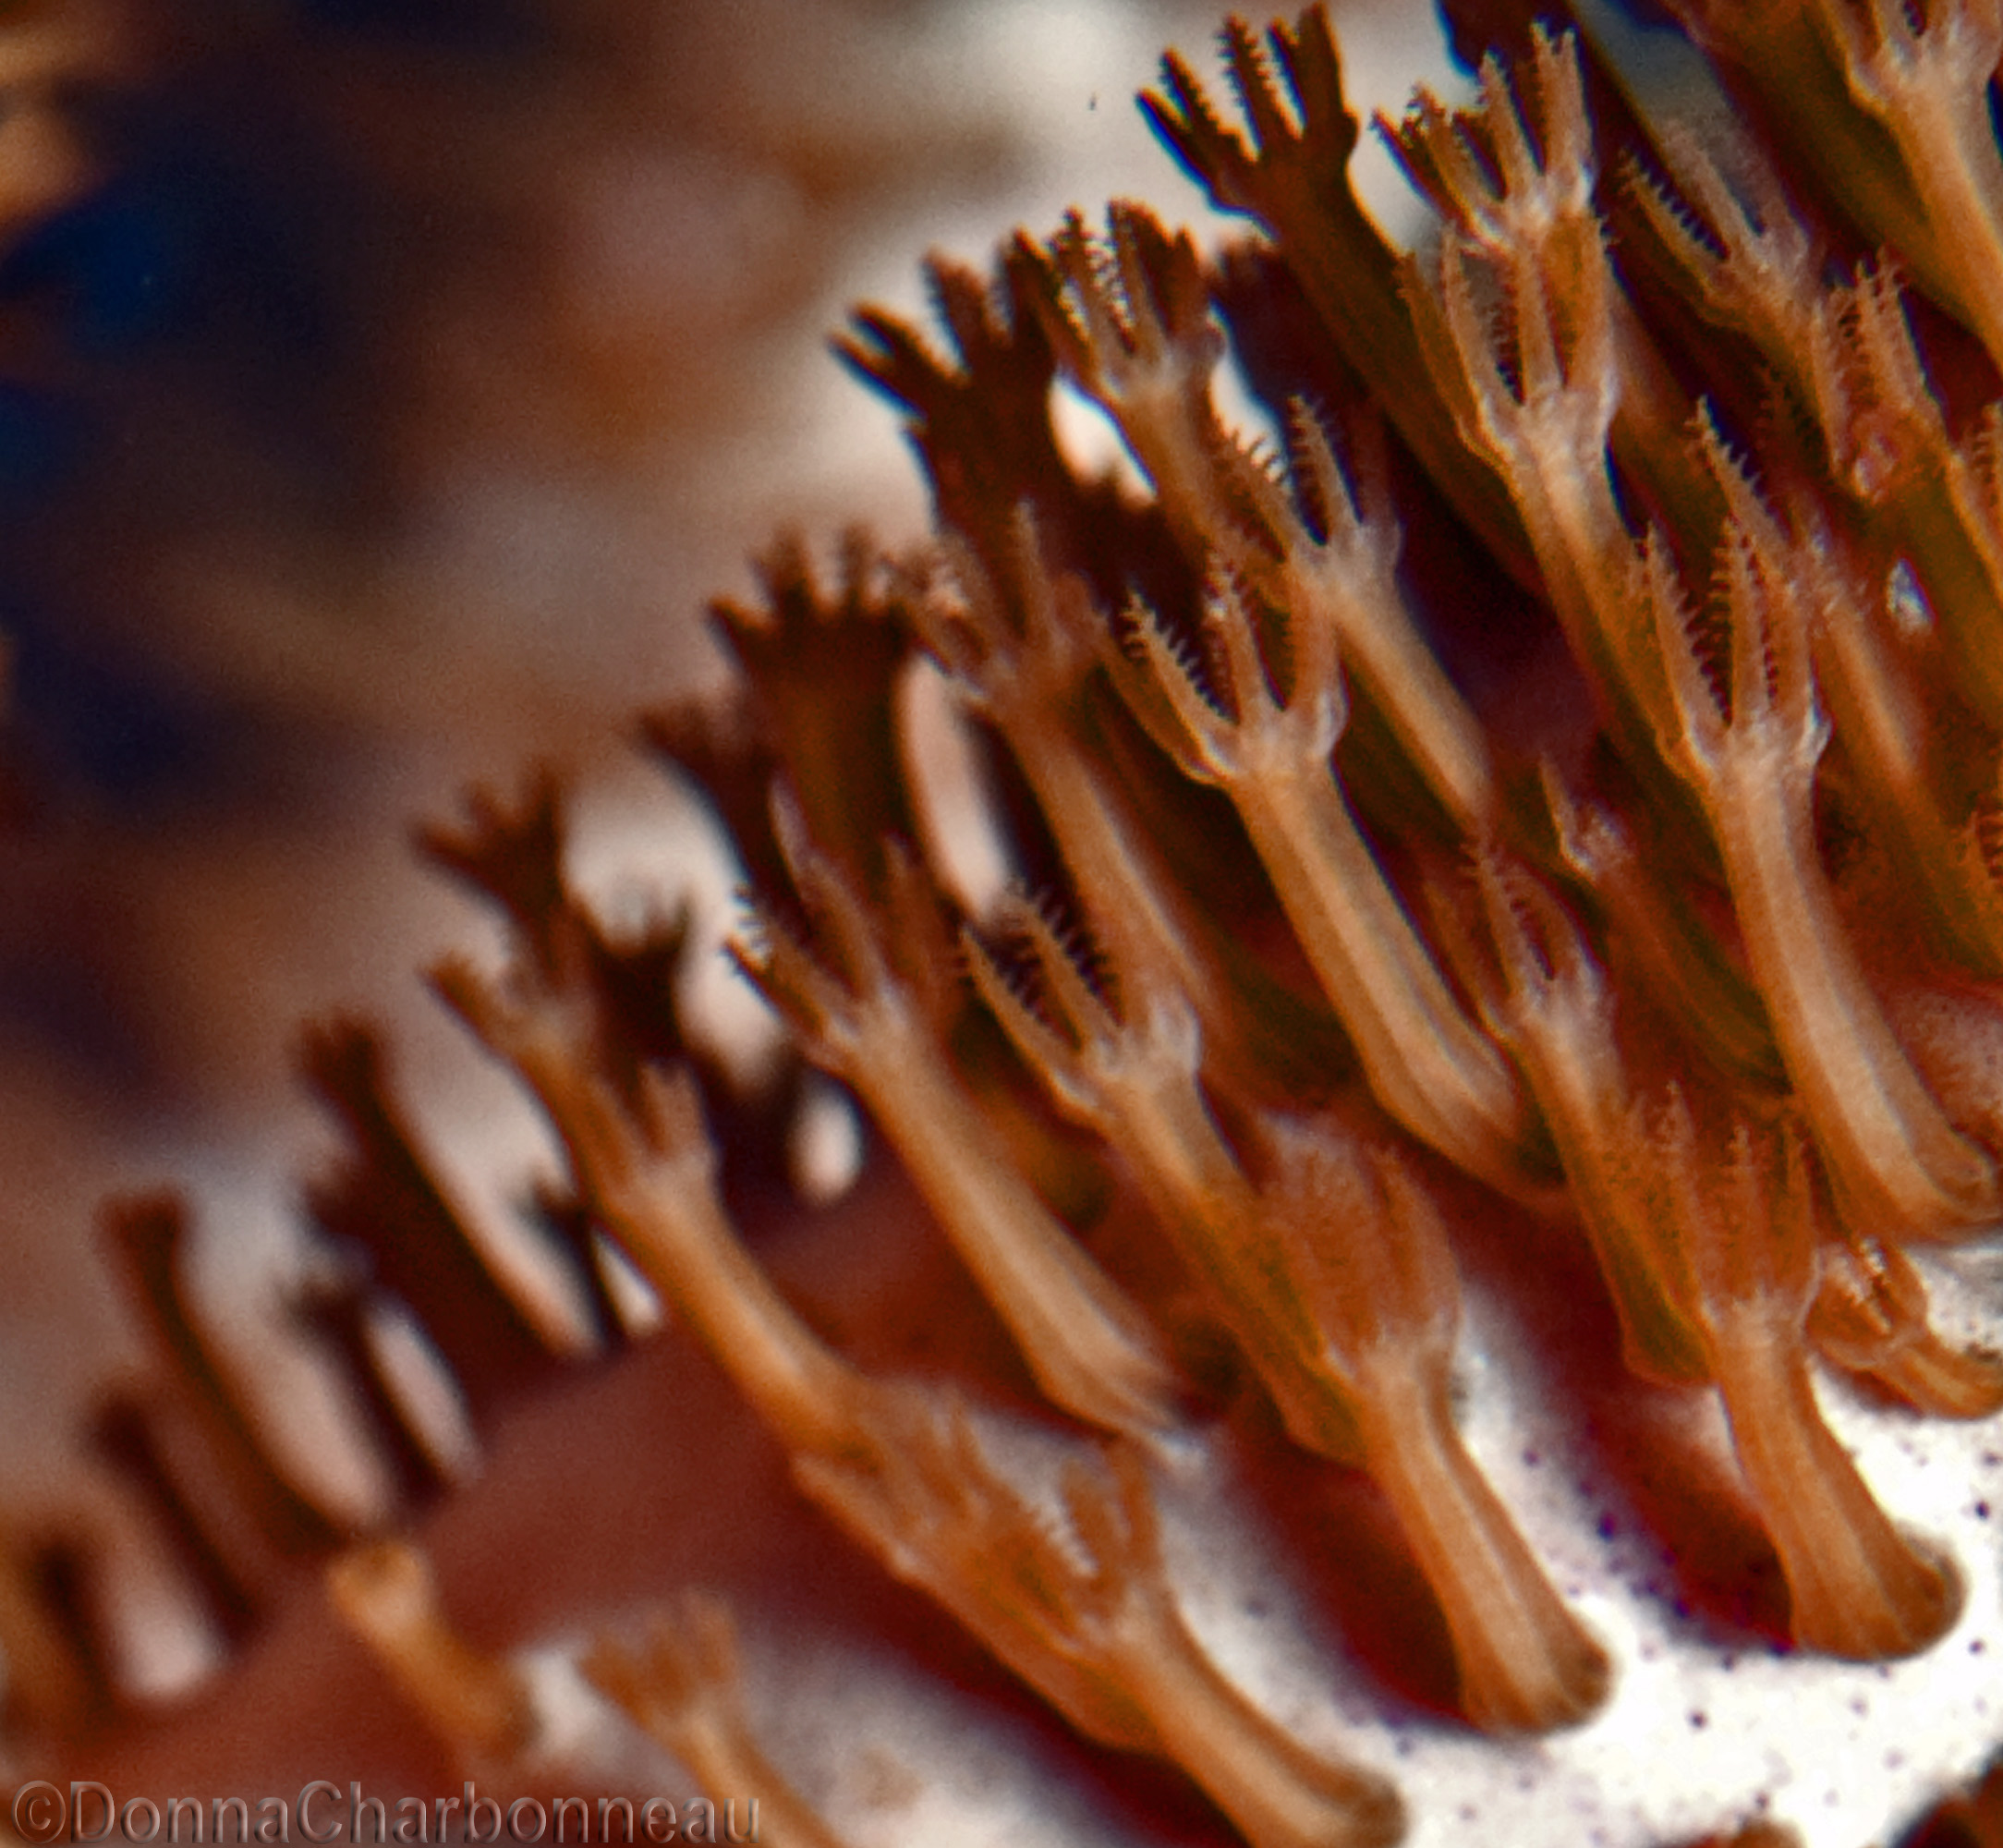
[23,4,2003,1846]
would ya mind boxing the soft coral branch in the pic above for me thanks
[909,514,1257,1087]
[1394,36,1681,781]
[1258,1125,1610,1731]
[1465,849,1711,1385]
[444,910,1397,1848]
[1111,570,1539,1193]
[326,1540,534,1765]
[583,1593,857,1848]
[799,1417,1405,1848]
[1644,491,1998,1237]
[736,802,1190,1441]
[1642,1098,1962,1657]
[1142,8,1538,587]
[1807,0,2003,373]
[968,894,1607,1732]
[1022,211,1499,835]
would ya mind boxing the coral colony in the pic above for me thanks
[28,0,2003,1843]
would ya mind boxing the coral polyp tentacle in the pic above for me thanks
[58,6,2003,1845]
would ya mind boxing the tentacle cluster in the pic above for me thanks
[25,6,2003,1847]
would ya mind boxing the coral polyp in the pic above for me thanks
[20,4,2003,1846]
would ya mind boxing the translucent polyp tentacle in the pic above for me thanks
[1645,1099,1962,1658]
[1263,1127,1611,1731]
[971,895,1606,1733]
[1626,119,1824,407]
[734,816,1188,1441]
[326,1540,535,1764]
[797,1411,1407,1848]
[962,894,1308,1355]
[912,517,1258,1090]
[1138,7,1540,584]
[1020,204,1241,561]
[1390,29,1701,776]
[1023,196,1500,839]
[1788,506,2003,979]
[1864,1325,2003,1417]
[1644,504,2000,1239]
[1115,1600,1409,1846]
[1111,576,1541,1196]
[1706,1295,1963,1657]
[1802,260,2003,742]
[443,965,869,1458]
[1344,1348,1612,1731]
[1540,763,1784,1091]
[1468,849,1710,1385]
[1213,402,1499,833]
[1806,0,2003,376]
[1074,1456,1408,1848]
[582,1593,857,1848]
[1809,1225,2003,1417]
[449,912,1400,1842]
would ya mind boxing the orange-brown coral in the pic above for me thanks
[20,4,2003,1848]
